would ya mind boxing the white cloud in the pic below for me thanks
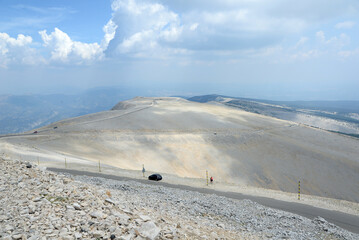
[1,27,109,68]
[189,23,198,31]
[0,32,43,68]
[194,8,306,34]
[327,33,350,48]
[335,21,355,29]
[295,37,309,48]
[316,30,350,49]
[102,0,359,64]
[39,28,104,63]
[291,49,320,60]
[338,48,359,57]
[104,0,311,59]
[106,0,183,58]
[316,31,326,43]
[101,20,117,49]
[0,33,32,47]
[2,0,359,67]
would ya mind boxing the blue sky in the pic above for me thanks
[0,0,358,100]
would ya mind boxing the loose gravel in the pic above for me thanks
[1,158,358,239]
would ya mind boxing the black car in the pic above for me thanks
[148,174,162,181]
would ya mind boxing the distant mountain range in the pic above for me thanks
[188,94,359,138]
[1,91,359,137]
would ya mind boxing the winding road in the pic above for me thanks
[48,168,359,235]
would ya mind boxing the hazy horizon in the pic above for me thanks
[1,0,359,101]
[3,86,359,102]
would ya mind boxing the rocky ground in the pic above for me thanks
[0,158,358,239]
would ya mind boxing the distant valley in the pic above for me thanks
[0,88,133,134]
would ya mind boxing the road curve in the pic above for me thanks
[48,168,359,234]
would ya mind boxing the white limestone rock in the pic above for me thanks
[138,221,160,240]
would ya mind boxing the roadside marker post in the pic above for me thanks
[37,157,39,166]
[206,170,208,186]
[99,159,101,172]
[65,158,67,169]
[142,164,145,177]
[298,181,301,200]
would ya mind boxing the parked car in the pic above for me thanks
[148,174,162,181]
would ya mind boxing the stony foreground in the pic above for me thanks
[0,158,357,239]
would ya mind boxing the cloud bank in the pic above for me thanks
[0,0,358,68]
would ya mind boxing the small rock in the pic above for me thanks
[123,209,132,215]
[138,221,160,240]
[28,236,39,240]
[66,205,75,211]
[110,234,116,240]
[314,217,327,224]
[217,223,225,229]
[25,163,32,168]
[59,227,68,235]
[90,211,103,218]
[92,230,105,238]
[135,218,143,225]
[210,232,218,239]
[164,234,174,239]
[44,229,53,234]
[5,225,14,232]
[73,203,81,210]
[39,191,48,196]
[140,215,151,222]
[28,205,36,214]
[59,234,72,240]
[105,198,116,205]
[11,234,22,239]
[33,197,41,202]
[74,232,82,239]
[63,178,71,184]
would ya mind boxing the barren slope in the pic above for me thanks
[1,97,358,202]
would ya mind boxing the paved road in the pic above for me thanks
[0,132,34,139]
[48,168,359,234]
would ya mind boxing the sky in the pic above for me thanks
[0,0,358,100]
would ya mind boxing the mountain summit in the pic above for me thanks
[1,97,359,202]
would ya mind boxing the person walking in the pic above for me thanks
[142,164,145,177]
[210,176,213,184]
